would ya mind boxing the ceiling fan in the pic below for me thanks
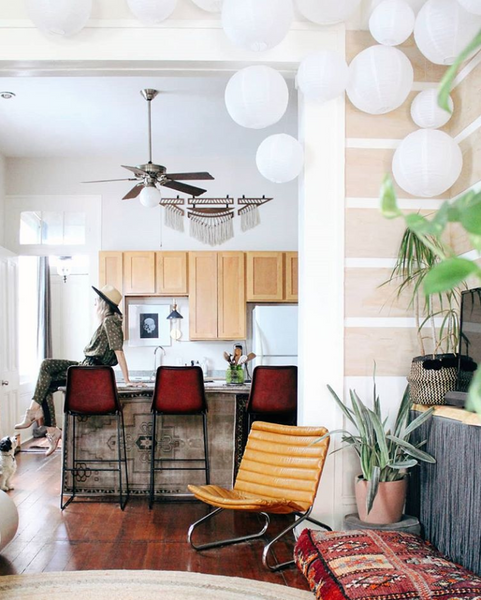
[83,89,214,204]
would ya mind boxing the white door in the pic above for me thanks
[0,250,19,439]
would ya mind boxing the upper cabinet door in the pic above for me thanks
[189,252,218,340]
[99,252,123,292]
[123,252,156,294]
[246,252,284,302]
[156,252,188,296]
[218,252,246,340]
[285,252,298,302]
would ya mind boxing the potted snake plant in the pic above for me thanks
[383,228,464,405]
[320,381,435,524]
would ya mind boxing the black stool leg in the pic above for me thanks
[202,412,210,485]
[60,413,69,509]
[149,411,157,509]
[116,412,127,511]
[72,415,77,502]
[120,410,129,508]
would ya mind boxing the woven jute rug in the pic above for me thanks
[0,569,313,600]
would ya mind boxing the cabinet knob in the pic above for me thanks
[1,380,9,386]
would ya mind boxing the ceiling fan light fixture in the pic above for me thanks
[139,184,161,208]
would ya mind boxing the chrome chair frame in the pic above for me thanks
[187,505,331,571]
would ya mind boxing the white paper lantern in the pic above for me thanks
[225,67,289,129]
[127,0,177,24]
[297,51,349,103]
[414,0,481,65]
[347,45,413,115]
[25,0,92,36]
[140,185,161,208]
[457,0,481,15]
[393,130,462,197]
[256,134,304,183]
[411,89,454,128]
[222,0,294,52]
[369,0,415,46]
[296,0,361,24]
[191,0,223,11]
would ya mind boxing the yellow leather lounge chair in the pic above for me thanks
[187,421,331,571]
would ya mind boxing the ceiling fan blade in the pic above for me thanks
[82,178,138,184]
[164,172,215,181]
[122,183,144,200]
[161,180,207,197]
[121,165,148,178]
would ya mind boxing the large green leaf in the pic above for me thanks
[387,435,436,463]
[438,29,481,112]
[389,459,418,469]
[460,198,481,235]
[402,407,435,437]
[423,258,481,295]
[466,367,481,415]
[327,385,356,427]
[380,175,401,219]
[366,466,381,514]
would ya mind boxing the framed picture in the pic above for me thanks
[128,304,171,347]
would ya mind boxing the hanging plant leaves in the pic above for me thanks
[424,258,481,295]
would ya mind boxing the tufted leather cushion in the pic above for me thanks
[189,421,329,514]
[65,366,120,415]
[247,366,297,415]
[152,366,207,414]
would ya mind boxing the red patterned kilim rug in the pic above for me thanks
[294,529,481,600]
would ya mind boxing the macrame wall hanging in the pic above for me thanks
[161,195,273,246]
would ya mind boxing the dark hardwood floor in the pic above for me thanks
[0,447,310,591]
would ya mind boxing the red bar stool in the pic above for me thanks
[246,366,298,434]
[60,366,129,510]
[149,366,209,508]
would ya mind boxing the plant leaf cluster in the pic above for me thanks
[318,382,435,514]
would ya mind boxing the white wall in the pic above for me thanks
[0,154,5,247]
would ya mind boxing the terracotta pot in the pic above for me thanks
[355,476,408,524]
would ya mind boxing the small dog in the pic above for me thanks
[0,436,18,492]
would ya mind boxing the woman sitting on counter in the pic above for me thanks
[15,284,141,457]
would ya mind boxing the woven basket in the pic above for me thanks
[408,354,458,406]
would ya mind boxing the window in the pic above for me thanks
[20,211,86,245]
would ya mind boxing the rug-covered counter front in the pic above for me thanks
[61,384,250,498]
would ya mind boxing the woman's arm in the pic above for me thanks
[114,350,143,386]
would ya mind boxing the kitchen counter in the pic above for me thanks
[60,384,250,499]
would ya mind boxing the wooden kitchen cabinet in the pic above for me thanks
[156,252,188,296]
[246,251,298,302]
[218,252,246,339]
[123,251,156,294]
[189,252,246,340]
[285,252,298,302]
[189,252,218,340]
[99,252,123,292]
[246,252,284,302]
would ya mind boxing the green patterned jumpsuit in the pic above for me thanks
[32,314,124,427]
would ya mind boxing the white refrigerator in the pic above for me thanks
[251,305,298,368]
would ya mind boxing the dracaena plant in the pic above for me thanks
[381,29,481,413]
[319,382,435,514]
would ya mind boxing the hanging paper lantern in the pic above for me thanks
[139,185,161,208]
[369,0,415,46]
[127,0,177,24]
[347,45,413,115]
[414,0,481,65]
[393,130,462,197]
[457,0,481,15]
[296,0,361,24]
[297,51,349,103]
[225,66,289,129]
[222,0,294,52]
[256,134,304,183]
[411,89,454,128]
[191,0,223,11]
[25,0,92,36]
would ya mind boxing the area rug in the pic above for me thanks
[0,570,313,600]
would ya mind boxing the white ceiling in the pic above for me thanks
[0,76,297,159]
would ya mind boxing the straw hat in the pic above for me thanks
[92,285,122,314]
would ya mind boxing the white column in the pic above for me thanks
[297,31,346,529]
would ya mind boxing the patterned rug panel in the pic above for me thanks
[294,529,481,600]
[0,569,313,600]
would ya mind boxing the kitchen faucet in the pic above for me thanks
[152,345,166,380]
